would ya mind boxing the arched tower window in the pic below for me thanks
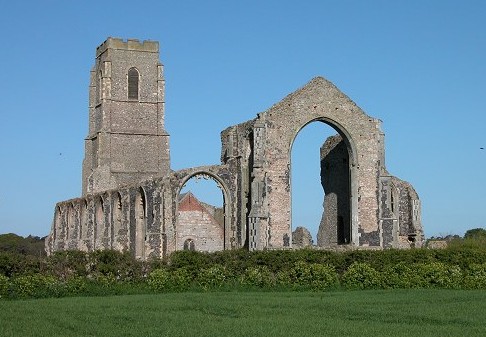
[128,67,139,100]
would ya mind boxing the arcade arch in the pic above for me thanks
[113,192,123,250]
[134,188,146,259]
[94,197,104,249]
[176,171,230,252]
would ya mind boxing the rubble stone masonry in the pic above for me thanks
[46,37,424,259]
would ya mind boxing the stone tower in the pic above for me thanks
[82,38,170,195]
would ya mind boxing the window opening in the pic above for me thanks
[128,67,139,100]
[183,239,195,251]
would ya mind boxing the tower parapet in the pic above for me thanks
[96,37,159,57]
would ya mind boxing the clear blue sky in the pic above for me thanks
[0,1,484,239]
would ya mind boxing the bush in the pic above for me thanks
[87,250,146,282]
[0,274,9,298]
[0,252,41,277]
[382,262,421,289]
[148,268,191,292]
[197,265,228,290]
[64,276,88,295]
[169,251,212,278]
[287,261,339,290]
[171,268,192,291]
[240,266,275,288]
[147,268,172,292]
[463,263,486,289]
[342,262,382,289]
[3,244,486,298]
[10,274,58,298]
[90,273,117,288]
[414,262,462,289]
[45,250,89,280]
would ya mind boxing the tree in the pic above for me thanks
[0,233,46,256]
[464,228,486,240]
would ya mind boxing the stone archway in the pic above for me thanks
[286,117,359,248]
[250,77,384,249]
[172,167,234,252]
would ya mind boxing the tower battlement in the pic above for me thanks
[96,37,159,57]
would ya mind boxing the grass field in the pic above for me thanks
[1,289,485,337]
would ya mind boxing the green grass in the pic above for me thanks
[1,290,485,337]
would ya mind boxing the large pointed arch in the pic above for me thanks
[289,118,357,247]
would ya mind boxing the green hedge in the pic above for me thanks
[2,246,486,299]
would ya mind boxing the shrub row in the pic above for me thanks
[2,246,486,299]
[146,261,486,293]
[1,261,485,299]
[3,244,486,279]
[168,246,486,275]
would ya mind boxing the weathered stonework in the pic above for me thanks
[292,227,313,248]
[317,135,351,247]
[46,37,424,259]
[82,38,170,195]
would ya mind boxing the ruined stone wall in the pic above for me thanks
[379,174,424,248]
[47,38,423,258]
[292,226,313,248]
[317,135,351,247]
[47,164,238,259]
[220,119,256,248]
[243,77,385,249]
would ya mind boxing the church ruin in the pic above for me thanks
[46,37,424,258]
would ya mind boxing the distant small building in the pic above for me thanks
[426,240,448,249]
[177,192,224,252]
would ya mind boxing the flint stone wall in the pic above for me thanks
[46,38,424,259]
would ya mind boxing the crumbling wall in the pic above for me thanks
[243,77,385,249]
[379,174,424,248]
[317,135,350,247]
[47,165,237,259]
[220,120,255,248]
[292,226,313,248]
[47,38,424,257]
